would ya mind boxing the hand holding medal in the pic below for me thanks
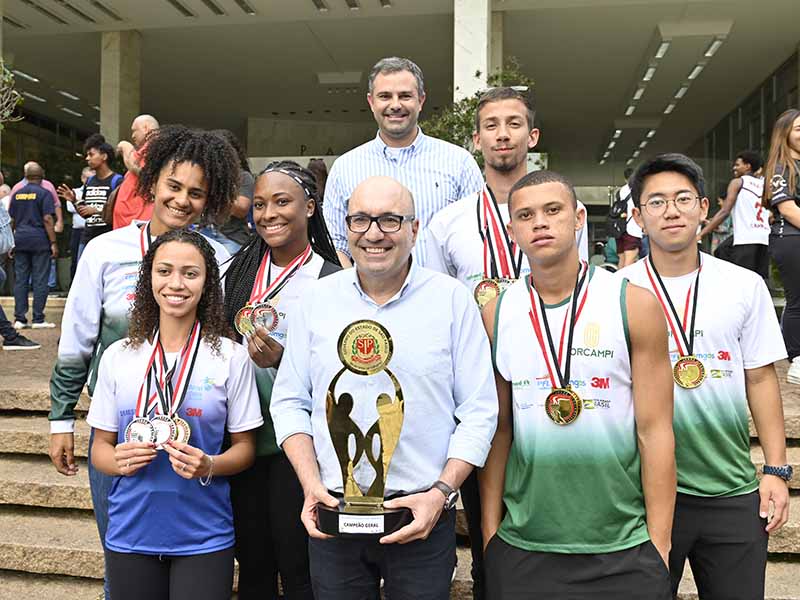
[113,441,157,477]
[247,325,285,369]
[162,441,214,480]
[235,245,312,338]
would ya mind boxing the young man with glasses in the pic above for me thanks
[271,176,498,600]
[619,153,791,598]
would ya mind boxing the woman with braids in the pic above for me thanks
[87,230,262,599]
[763,108,800,384]
[223,160,340,599]
[48,125,239,600]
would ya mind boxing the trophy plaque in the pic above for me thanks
[317,319,412,538]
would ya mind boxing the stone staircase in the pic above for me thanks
[1,321,799,598]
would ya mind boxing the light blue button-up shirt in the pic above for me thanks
[270,262,498,496]
[323,128,484,267]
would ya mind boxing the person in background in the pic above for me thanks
[306,158,328,204]
[589,241,606,266]
[0,183,11,210]
[9,163,57,329]
[710,184,733,259]
[762,108,800,385]
[615,167,643,269]
[199,129,254,254]
[111,114,159,229]
[66,167,94,282]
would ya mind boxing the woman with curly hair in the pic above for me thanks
[223,160,339,599]
[87,230,262,599]
[49,125,239,599]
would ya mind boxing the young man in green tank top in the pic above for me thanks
[480,170,676,599]
[621,153,790,599]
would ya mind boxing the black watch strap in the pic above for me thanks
[431,480,459,510]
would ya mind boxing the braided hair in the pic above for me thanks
[223,160,340,337]
[135,124,240,227]
[127,229,232,355]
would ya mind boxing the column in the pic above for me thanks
[490,10,504,77]
[100,30,141,145]
[453,0,490,101]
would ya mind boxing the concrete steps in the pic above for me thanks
[0,570,103,600]
[0,414,90,457]
[0,388,89,412]
[0,455,91,509]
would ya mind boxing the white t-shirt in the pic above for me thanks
[66,187,86,229]
[424,189,589,295]
[620,184,642,238]
[618,253,786,496]
[732,175,769,246]
[263,253,324,347]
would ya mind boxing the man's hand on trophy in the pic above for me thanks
[302,482,339,540]
[247,326,284,369]
[380,488,444,544]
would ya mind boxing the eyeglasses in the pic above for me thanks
[642,194,700,216]
[345,213,415,233]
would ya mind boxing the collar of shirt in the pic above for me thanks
[349,258,417,307]
[370,127,427,160]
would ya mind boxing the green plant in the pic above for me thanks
[422,58,535,166]
[0,62,23,130]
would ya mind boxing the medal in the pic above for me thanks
[125,417,156,444]
[173,416,192,444]
[236,245,312,337]
[475,187,522,306]
[151,414,177,448]
[545,387,582,425]
[527,262,590,426]
[251,302,279,332]
[644,254,705,389]
[234,305,255,337]
[673,355,706,389]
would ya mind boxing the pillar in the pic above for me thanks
[100,30,141,145]
[453,0,490,101]
[490,10,504,77]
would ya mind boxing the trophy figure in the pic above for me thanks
[317,320,412,537]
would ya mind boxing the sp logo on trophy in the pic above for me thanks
[317,319,413,537]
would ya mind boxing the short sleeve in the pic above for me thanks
[85,344,121,432]
[42,192,55,215]
[741,275,787,369]
[239,172,255,201]
[422,211,453,276]
[769,166,797,206]
[225,343,265,432]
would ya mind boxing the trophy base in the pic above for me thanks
[317,499,412,538]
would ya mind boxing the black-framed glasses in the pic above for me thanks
[642,194,700,216]
[345,213,416,233]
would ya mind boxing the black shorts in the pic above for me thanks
[729,243,769,279]
[484,536,670,600]
[669,492,768,600]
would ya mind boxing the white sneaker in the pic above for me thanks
[788,358,800,385]
[31,321,56,329]
[13,321,29,330]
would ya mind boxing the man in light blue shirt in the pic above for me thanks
[272,176,497,600]
[323,57,484,268]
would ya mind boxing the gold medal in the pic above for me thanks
[337,320,393,375]
[172,416,192,444]
[673,355,706,389]
[545,387,582,425]
[474,278,501,308]
[234,305,255,337]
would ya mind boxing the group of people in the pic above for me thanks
[36,56,793,600]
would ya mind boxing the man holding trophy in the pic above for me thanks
[270,176,498,599]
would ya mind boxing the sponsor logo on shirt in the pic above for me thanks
[710,369,734,379]
[591,376,610,389]
[583,398,611,410]
[668,329,703,338]
[570,347,614,359]
[186,407,203,417]
[583,323,601,348]
[536,377,587,390]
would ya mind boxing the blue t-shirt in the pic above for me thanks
[8,182,54,252]
[86,337,263,556]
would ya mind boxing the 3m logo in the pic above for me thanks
[717,351,731,361]
[186,408,203,417]
[591,377,610,389]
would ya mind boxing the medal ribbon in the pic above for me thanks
[249,244,312,305]
[139,222,152,258]
[476,187,522,280]
[644,254,701,357]
[526,262,590,390]
[134,337,165,419]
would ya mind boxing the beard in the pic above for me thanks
[486,153,525,173]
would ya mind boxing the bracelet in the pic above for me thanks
[199,455,214,487]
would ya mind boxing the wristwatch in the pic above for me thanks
[431,480,459,510]
[763,464,794,482]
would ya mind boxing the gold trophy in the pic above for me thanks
[317,320,412,537]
